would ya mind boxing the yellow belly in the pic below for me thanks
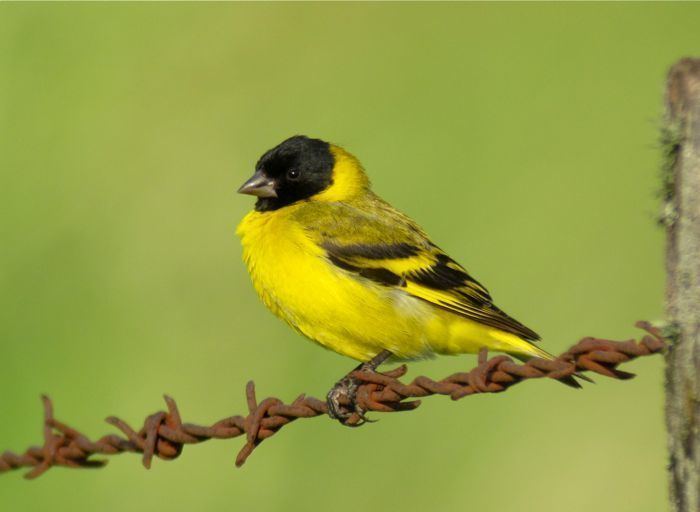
[236,208,544,362]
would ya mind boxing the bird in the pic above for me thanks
[236,135,583,422]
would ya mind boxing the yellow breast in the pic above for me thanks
[237,207,324,321]
[236,206,435,361]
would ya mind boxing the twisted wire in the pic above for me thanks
[0,321,666,479]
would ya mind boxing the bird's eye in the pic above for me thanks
[287,168,300,180]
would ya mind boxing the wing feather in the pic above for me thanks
[298,198,540,341]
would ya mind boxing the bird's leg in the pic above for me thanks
[326,350,393,426]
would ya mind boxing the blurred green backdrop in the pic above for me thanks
[1,2,696,511]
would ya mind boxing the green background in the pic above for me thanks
[0,3,694,511]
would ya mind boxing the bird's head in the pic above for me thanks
[238,135,370,211]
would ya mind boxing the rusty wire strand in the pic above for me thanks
[0,321,666,479]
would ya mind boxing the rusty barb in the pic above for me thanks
[1,321,666,479]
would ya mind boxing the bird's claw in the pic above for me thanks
[326,352,392,426]
[326,375,373,427]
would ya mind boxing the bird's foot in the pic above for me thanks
[326,352,392,426]
[326,373,368,426]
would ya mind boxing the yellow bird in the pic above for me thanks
[237,135,580,420]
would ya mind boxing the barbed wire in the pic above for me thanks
[0,321,667,480]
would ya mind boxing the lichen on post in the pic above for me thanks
[664,57,700,512]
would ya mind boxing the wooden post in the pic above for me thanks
[664,57,700,512]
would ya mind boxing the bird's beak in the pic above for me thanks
[237,170,277,198]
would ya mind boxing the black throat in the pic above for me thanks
[253,135,335,212]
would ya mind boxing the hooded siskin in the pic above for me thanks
[236,135,559,365]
